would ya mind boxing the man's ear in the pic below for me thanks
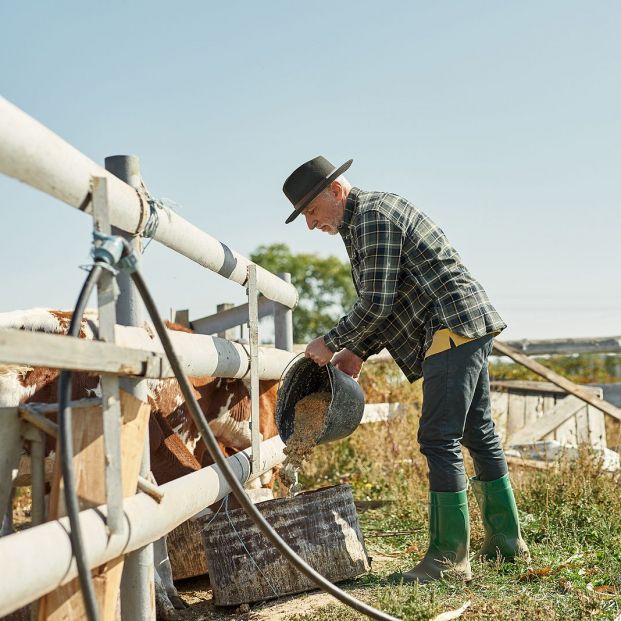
[331,180,342,197]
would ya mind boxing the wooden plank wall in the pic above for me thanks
[490,381,607,449]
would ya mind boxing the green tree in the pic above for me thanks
[250,243,356,342]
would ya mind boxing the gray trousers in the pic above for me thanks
[418,334,508,492]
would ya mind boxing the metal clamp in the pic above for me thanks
[91,230,140,274]
[117,251,139,273]
[92,230,125,266]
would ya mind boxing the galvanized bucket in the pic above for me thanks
[202,484,370,606]
[275,357,365,446]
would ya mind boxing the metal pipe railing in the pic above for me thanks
[104,156,154,619]
[191,297,275,336]
[114,324,295,379]
[0,325,295,381]
[0,435,286,618]
[0,97,298,309]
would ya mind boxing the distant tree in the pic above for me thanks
[250,243,356,342]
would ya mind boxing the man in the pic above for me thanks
[282,156,529,583]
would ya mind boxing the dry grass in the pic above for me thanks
[286,385,621,621]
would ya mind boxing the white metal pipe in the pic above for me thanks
[274,273,294,352]
[0,435,287,617]
[216,303,236,340]
[105,155,154,619]
[192,297,274,336]
[115,324,295,380]
[0,97,298,309]
[0,325,294,381]
[248,266,261,476]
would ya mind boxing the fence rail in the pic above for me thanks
[0,435,287,617]
[0,96,298,309]
[0,324,295,381]
[0,96,299,620]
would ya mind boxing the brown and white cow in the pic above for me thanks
[0,308,281,619]
[147,321,279,494]
[0,309,279,483]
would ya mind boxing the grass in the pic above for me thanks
[277,395,621,621]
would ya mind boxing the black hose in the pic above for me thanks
[131,269,401,621]
[58,264,104,621]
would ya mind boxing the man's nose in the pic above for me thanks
[305,213,316,230]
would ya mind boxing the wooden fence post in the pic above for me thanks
[38,391,150,621]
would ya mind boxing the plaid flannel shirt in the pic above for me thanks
[324,187,506,381]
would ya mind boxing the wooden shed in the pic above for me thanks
[490,380,607,449]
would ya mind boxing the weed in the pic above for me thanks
[287,402,621,620]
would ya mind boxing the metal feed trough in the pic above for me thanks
[203,485,370,606]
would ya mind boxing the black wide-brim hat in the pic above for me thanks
[282,156,353,224]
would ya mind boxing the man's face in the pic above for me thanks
[302,184,343,235]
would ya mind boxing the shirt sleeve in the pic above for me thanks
[347,331,386,360]
[324,210,402,353]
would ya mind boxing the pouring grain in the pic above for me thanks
[282,391,331,474]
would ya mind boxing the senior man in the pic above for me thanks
[282,156,529,583]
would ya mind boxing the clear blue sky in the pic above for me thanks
[1,1,619,340]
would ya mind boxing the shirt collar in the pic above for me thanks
[338,187,360,236]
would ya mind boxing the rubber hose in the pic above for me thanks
[131,269,402,621]
[58,264,104,621]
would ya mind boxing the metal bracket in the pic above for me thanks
[137,475,164,503]
[143,352,176,379]
[92,176,124,535]
[247,265,261,476]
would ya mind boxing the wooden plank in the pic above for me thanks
[490,389,509,444]
[555,408,579,445]
[38,391,150,621]
[490,380,568,394]
[575,405,591,445]
[490,380,602,395]
[523,393,543,430]
[585,407,607,450]
[13,454,55,487]
[506,454,556,471]
[99,391,151,619]
[493,339,621,422]
[506,392,526,440]
[543,394,556,414]
[0,407,22,523]
[509,396,585,446]
[502,335,621,355]
[0,329,170,378]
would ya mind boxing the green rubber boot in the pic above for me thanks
[471,474,530,562]
[399,489,472,584]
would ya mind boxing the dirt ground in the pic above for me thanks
[7,493,394,621]
[174,555,396,621]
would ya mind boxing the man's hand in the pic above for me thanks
[305,336,333,367]
[331,349,364,379]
